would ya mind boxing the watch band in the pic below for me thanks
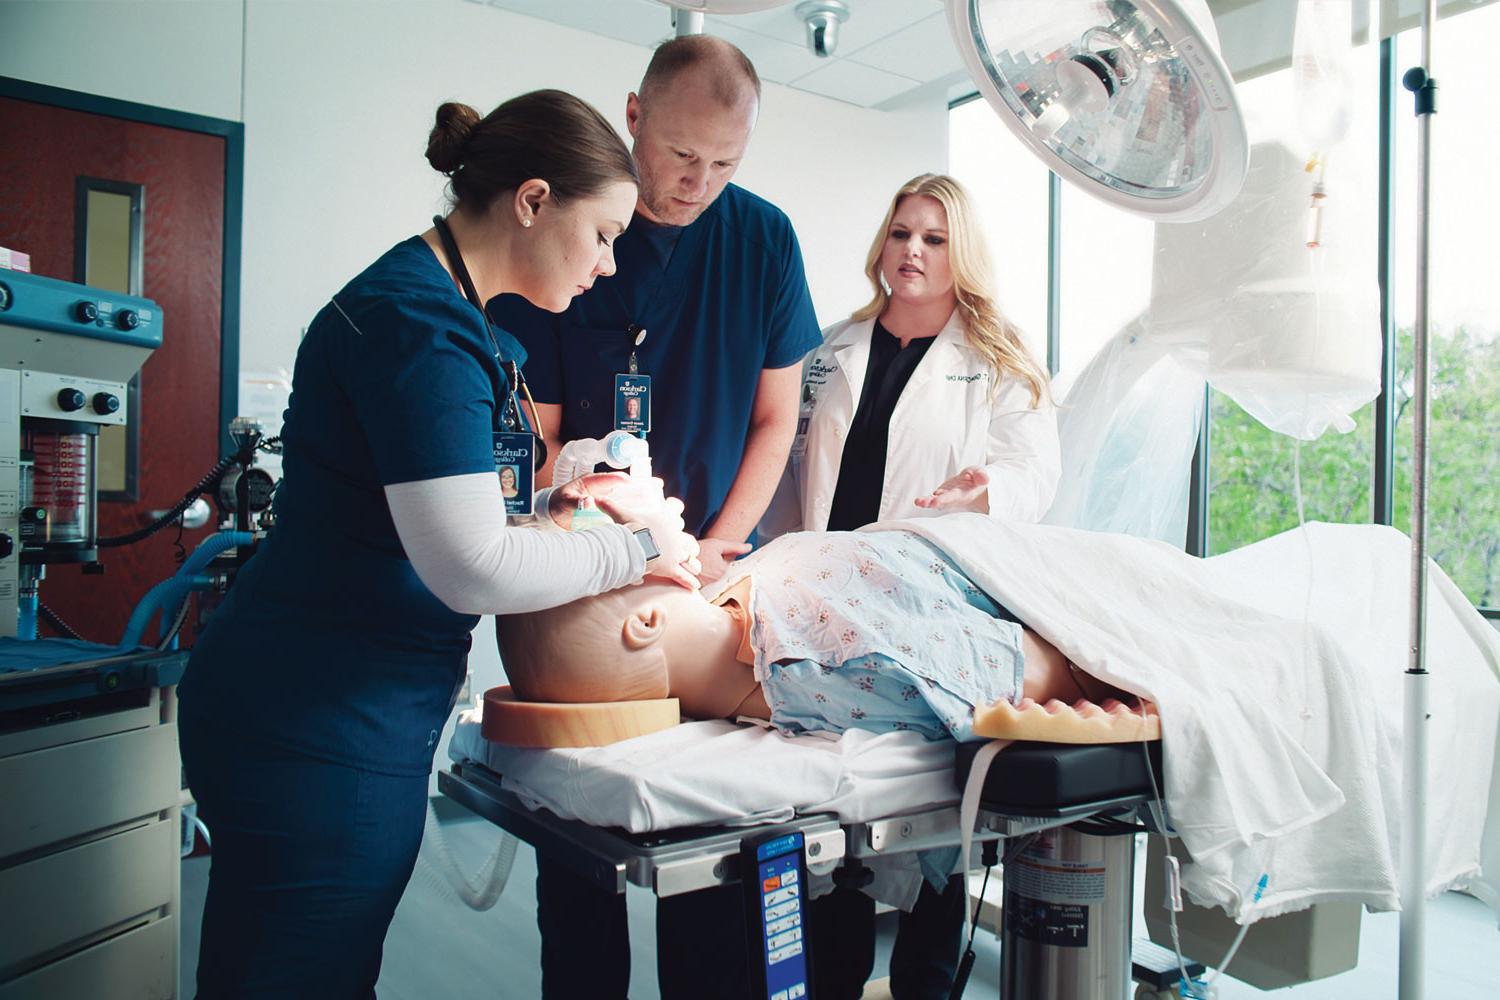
[625,522,661,565]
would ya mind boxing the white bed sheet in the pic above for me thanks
[449,713,959,831]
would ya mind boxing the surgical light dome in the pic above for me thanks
[947,0,1249,222]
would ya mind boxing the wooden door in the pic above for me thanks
[0,89,231,646]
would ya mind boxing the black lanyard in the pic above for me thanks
[431,215,532,438]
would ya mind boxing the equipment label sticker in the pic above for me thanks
[1007,855,1107,904]
[1005,894,1089,948]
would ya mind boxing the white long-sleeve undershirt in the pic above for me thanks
[384,472,644,616]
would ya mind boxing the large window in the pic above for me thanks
[949,5,1499,614]
[1207,37,1380,555]
[1054,175,1154,388]
[1391,8,1500,607]
[948,96,1051,365]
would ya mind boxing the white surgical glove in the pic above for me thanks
[593,481,702,590]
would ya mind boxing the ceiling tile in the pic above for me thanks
[708,22,817,84]
[713,0,943,55]
[486,0,674,47]
[845,11,959,83]
[790,57,921,107]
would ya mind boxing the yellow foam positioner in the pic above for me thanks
[972,697,1161,744]
[481,685,681,748]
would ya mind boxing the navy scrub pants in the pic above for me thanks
[536,853,752,999]
[180,716,429,999]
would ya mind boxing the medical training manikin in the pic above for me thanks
[495,528,1141,742]
[492,511,1500,922]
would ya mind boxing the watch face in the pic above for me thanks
[633,526,661,562]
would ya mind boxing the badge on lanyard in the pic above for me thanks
[493,431,535,516]
[615,324,651,434]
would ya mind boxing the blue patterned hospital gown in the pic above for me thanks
[726,530,1025,742]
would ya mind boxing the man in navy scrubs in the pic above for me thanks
[491,35,820,583]
[489,35,822,1000]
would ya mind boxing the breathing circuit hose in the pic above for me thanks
[416,800,518,911]
[118,531,253,648]
[551,430,651,486]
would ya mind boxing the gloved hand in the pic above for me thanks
[554,473,701,589]
[913,466,991,513]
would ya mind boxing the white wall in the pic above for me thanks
[237,0,946,369]
[0,0,245,121]
[4,0,948,781]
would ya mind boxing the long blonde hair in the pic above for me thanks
[852,173,1050,407]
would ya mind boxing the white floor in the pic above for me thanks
[178,805,1498,999]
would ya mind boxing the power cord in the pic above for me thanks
[947,838,999,1000]
[97,454,237,549]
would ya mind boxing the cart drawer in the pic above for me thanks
[0,723,177,860]
[0,915,174,1000]
[0,818,175,974]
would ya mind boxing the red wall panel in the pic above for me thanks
[0,95,226,645]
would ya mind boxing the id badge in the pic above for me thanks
[790,414,811,459]
[493,431,535,516]
[614,373,651,434]
[790,379,818,459]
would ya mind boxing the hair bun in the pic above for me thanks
[425,101,482,175]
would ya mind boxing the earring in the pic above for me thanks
[522,219,532,228]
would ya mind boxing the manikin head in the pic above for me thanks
[496,580,750,720]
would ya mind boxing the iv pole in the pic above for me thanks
[1399,1,1437,998]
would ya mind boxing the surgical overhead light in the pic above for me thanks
[946,0,1249,222]
[655,0,792,37]
[655,1,792,13]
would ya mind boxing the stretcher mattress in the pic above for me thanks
[449,710,958,832]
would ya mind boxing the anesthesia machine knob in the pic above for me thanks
[92,392,120,415]
[57,387,86,412]
[73,300,99,323]
[116,308,140,331]
[0,533,12,559]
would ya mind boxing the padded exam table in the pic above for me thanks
[441,734,1201,998]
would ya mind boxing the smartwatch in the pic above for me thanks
[626,522,661,566]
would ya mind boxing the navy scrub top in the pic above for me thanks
[489,183,822,537]
[180,236,524,776]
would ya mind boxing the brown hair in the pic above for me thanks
[638,35,761,110]
[854,173,1051,407]
[425,89,638,212]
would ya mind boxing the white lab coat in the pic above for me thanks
[762,311,1060,537]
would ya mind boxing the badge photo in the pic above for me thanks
[493,431,535,516]
[614,373,651,434]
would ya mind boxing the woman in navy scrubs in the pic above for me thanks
[179,90,697,999]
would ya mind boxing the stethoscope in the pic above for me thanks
[432,214,547,472]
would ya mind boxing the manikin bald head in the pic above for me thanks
[495,580,750,719]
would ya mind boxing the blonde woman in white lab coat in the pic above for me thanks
[764,173,1059,1000]
[764,172,1059,543]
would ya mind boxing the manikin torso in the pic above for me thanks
[646,568,1093,724]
